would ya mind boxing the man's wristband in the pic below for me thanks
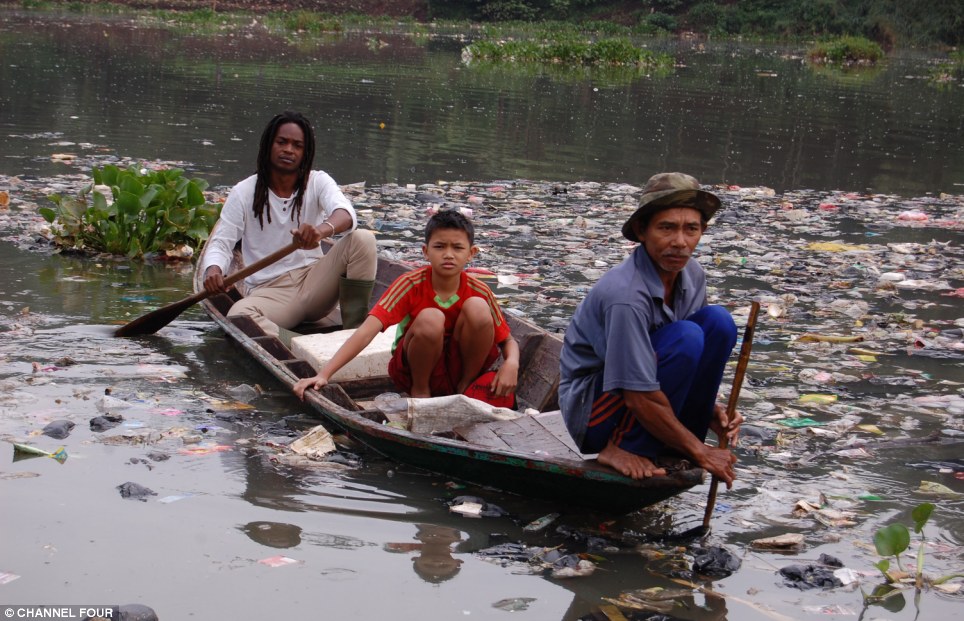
[321,221,336,237]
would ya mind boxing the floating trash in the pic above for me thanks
[523,512,561,532]
[12,443,67,464]
[750,533,806,551]
[288,425,337,460]
[492,598,536,612]
[116,481,157,502]
[41,420,74,439]
[257,555,300,568]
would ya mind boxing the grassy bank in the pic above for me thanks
[5,0,962,47]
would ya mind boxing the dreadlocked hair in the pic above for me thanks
[252,111,316,229]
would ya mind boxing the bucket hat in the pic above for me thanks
[622,172,721,242]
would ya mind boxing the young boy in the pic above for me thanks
[293,210,519,405]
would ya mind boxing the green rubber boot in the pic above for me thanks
[339,276,375,329]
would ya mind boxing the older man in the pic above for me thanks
[560,172,741,484]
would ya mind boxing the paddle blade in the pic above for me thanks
[114,293,203,337]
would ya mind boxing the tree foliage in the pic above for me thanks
[427,0,962,46]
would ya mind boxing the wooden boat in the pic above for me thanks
[194,239,704,514]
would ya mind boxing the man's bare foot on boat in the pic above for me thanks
[597,442,667,479]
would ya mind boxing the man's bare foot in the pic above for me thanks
[409,387,431,398]
[597,442,667,480]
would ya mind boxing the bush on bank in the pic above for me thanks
[807,36,885,65]
[463,36,674,68]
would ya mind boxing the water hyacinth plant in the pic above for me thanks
[864,502,964,612]
[40,164,221,259]
[806,36,884,66]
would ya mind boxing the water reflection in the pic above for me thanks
[241,520,303,548]
[1,12,961,196]
[385,524,466,584]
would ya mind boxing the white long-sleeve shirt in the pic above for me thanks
[202,170,357,290]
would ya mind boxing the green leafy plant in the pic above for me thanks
[39,165,221,259]
[865,502,963,609]
[463,36,673,69]
[807,36,884,65]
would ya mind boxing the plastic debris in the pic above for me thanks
[551,559,595,578]
[801,604,856,615]
[226,383,262,403]
[523,512,560,532]
[257,555,300,568]
[157,494,193,504]
[835,447,874,459]
[116,482,157,502]
[796,333,864,343]
[0,572,21,584]
[12,443,67,464]
[41,420,74,439]
[798,394,838,405]
[476,541,594,579]
[449,501,484,517]
[446,495,508,518]
[776,417,824,428]
[492,598,536,612]
[750,533,805,551]
[177,443,232,456]
[90,414,124,431]
[288,425,337,460]
[115,604,158,621]
[833,567,861,586]
[917,481,962,496]
[691,545,742,577]
[779,562,844,590]
[97,395,133,413]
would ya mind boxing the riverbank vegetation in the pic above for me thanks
[433,0,960,48]
[463,36,673,69]
[8,0,962,47]
[806,36,884,65]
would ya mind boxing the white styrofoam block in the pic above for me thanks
[290,328,396,382]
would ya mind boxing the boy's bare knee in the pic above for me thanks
[410,308,445,338]
[460,297,492,326]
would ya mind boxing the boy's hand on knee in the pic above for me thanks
[492,361,518,398]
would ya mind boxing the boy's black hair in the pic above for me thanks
[252,111,316,229]
[424,209,474,245]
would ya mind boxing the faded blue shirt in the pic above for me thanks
[559,246,707,448]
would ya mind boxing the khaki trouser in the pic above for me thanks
[227,229,377,336]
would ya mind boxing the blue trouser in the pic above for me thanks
[583,305,737,457]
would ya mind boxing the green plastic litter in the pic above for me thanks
[776,418,825,428]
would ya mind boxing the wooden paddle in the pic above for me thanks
[114,241,300,337]
[701,300,761,530]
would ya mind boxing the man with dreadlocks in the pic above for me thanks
[201,111,377,337]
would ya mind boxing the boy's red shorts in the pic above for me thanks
[388,337,504,403]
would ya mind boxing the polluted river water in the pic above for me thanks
[1,10,963,621]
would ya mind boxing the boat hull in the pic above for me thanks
[193,235,704,514]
